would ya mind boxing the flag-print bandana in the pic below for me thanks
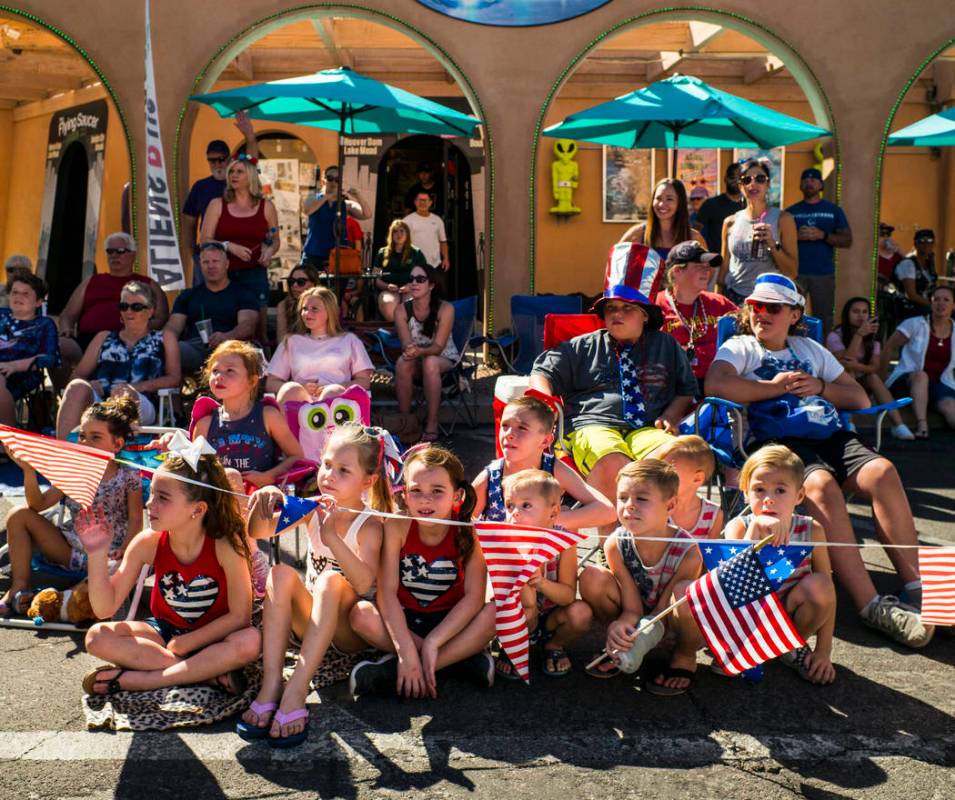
[615,342,646,428]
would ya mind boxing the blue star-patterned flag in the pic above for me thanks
[277,495,319,535]
[697,540,811,682]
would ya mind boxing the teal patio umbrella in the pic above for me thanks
[191,67,481,273]
[543,74,829,170]
[888,107,955,147]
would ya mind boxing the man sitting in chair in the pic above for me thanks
[529,283,697,532]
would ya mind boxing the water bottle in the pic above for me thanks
[615,616,665,674]
[750,210,768,260]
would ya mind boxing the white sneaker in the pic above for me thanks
[860,595,934,648]
[892,423,915,441]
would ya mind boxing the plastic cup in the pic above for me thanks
[196,319,213,344]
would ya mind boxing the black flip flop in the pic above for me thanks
[82,665,127,696]
[644,666,696,696]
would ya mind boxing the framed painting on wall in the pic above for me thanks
[673,148,719,204]
[603,146,654,223]
[733,147,785,208]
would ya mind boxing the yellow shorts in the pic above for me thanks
[564,425,676,475]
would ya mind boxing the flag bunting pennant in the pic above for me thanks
[276,495,322,535]
[475,521,587,683]
[687,541,806,675]
[0,425,112,509]
[918,547,955,626]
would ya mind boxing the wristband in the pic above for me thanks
[222,241,231,252]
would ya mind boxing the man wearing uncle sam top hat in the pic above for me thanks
[529,255,697,531]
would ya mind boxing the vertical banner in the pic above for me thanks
[143,0,185,290]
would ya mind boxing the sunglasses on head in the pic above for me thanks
[207,155,228,164]
[105,247,131,256]
[409,274,429,284]
[740,174,770,185]
[119,302,149,312]
[288,276,310,287]
[749,301,790,315]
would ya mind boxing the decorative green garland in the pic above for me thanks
[0,6,137,244]
[872,36,955,304]
[528,6,840,296]
[172,3,496,329]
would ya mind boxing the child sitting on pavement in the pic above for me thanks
[472,394,616,530]
[653,435,723,540]
[495,469,593,679]
[579,459,703,695]
[724,445,836,685]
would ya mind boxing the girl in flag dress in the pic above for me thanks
[80,454,260,697]
[237,424,391,747]
[0,396,143,616]
[349,445,497,699]
[724,445,836,685]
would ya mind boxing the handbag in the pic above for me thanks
[747,393,842,441]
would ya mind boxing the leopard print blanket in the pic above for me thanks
[82,646,364,732]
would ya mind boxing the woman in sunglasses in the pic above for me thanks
[56,282,180,438]
[394,265,458,442]
[374,219,428,322]
[706,273,933,651]
[718,159,798,306]
[276,265,321,343]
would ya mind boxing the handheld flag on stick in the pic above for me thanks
[687,539,806,675]
[918,547,955,626]
[476,521,587,683]
[0,425,111,509]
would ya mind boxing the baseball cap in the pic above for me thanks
[666,240,723,269]
[914,228,935,243]
[745,273,805,308]
[879,222,895,236]
[590,285,663,330]
[417,161,433,173]
[800,168,823,181]
[206,139,230,157]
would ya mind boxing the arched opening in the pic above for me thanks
[45,141,89,312]
[530,10,836,299]
[0,10,133,291]
[374,134,479,300]
[876,39,955,303]
[176,9,489,321]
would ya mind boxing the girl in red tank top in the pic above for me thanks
[348,446,496,700]
[81,454,260,696]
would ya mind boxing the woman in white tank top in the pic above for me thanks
[718,158,798,305]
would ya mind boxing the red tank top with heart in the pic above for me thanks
[396,521,466,613]
[150,531,230,630]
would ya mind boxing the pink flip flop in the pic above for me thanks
[268,708,309,749]
[235,700,277,741]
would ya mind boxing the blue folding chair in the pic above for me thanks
[369,296,481,435]
[482,294,583,374]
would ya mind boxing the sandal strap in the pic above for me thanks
[274,708,309,726]
[249,700,278,715]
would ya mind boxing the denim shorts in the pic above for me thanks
[228,265,269,306]
[403,608,450,638]
[144,616,190,644]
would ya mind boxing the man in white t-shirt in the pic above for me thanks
[402,191,449,271]
[706,273,934,651]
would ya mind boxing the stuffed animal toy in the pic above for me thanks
[28,583,97,626]
[285,385,372,462]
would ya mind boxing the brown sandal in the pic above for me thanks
[82,664,126,696]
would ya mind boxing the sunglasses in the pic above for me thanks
[740,174,770,185]
[119,302,149,312]
[207,156,228,164]
[105,247,132,256]
[409,275,429,284]
[288,277,310,287]
[749,301,789,315]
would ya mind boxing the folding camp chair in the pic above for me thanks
[482,294,583,374]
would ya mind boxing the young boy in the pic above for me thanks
[472,395,616,530]
[579,459,703,696]
[496,469,593,679]
[653,435,723,540]
[724,445,837,685]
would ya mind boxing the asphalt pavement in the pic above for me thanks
[0,425,953,799]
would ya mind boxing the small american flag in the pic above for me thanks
[476,521,587,683]
[919,547,955,626]
[0,424,111,509]
[687,544,806,675]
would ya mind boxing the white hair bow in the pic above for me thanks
[165,430,216,471]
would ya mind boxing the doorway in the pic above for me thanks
[374,135,477,300]
[45,141,89,313]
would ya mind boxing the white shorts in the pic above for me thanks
[91,386,156,426]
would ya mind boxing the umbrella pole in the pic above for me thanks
[334,110,346,289]
[671,128,680,179]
